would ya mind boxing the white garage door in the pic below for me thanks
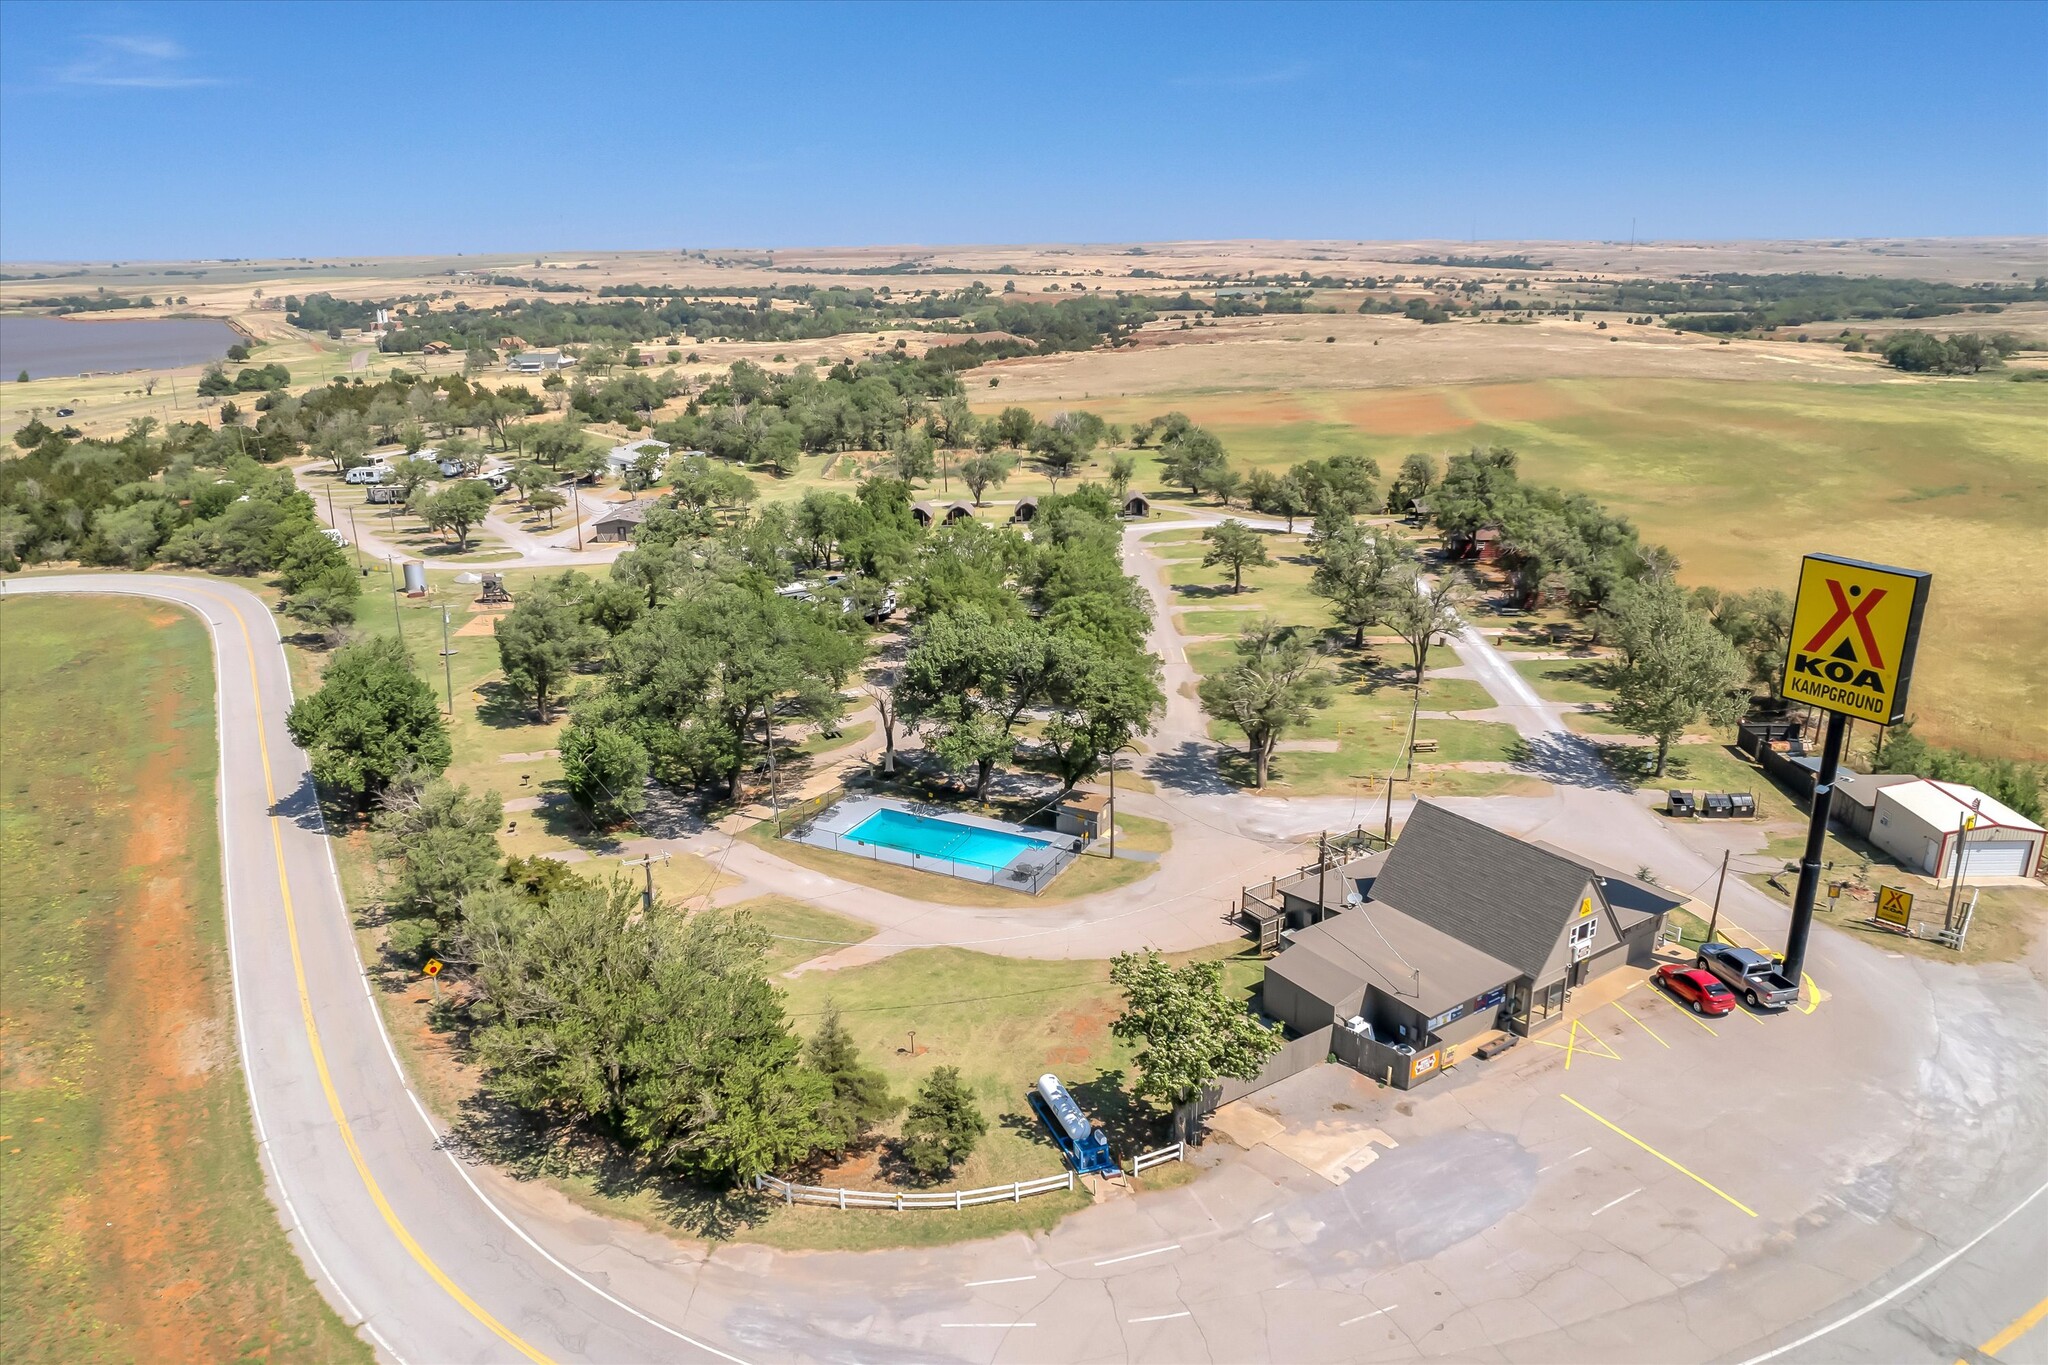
[1949,840,2036,879]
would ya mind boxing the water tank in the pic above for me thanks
[1036,1073,1099,1146]
[402,560,427,596]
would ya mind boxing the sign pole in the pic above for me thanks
[1782,710,1846,986]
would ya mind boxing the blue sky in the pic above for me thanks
[1,1,2042,261]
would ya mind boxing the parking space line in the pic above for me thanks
[1592,1187,1642,1217]
[1970,1291,2048,1361]
[1340,1305,1398,1325]
[1610,1001,1669,1049]
[965,1275,1036,1287]
[1095,1244,1179,1267]
[1560,1094,1757,1218]
[1643,983,1720,1036]
[1130,1311,1190,1323]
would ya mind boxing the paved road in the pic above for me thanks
[13,571,2046,1365]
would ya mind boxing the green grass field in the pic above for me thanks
[0,597,366,1363]
[1045,378,2048,756]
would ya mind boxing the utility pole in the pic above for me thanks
[386,555,404,641]
[622,851,670,915]
[1705,848,1730,945]
[572,485,584,551]
[346,507,364,574]
[1945,805,1975,934]
[325,482,335,527]
[439,605,456,716]
[1316,830,1329,925]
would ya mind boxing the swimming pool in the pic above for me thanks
[844,807,1053,870]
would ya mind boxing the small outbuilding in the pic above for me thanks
[1011,496,1039,523]
[910,500,935,528]
[942,500,975,523]
[1871,779,2045,880]
[590,499,656,543]
[1121,492,1151,518]
[1055,790,1112,840]
[506,349,572,374]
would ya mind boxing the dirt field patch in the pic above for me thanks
[1339,388,1472,436]
[0,597,366,1363]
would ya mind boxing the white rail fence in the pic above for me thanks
[755,1170,1075,1210]
[752,1144,1187,1212]
[1129,1142,1183,1174]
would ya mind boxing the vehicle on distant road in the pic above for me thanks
[1696,942,1800,1010]
[1654,963,1737,1016]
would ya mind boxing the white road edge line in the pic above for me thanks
[187,593,406,1364]
[1340,1305,1398,1326]
[1737,1172,2048,1364]
[940,1323,1036,1329]
[1130,1311,1191,1323]
[1095,1243,1181,1267]
[181,585,750,1365]
[964,1275,1038,1287]
[1592,1187,1642,1217]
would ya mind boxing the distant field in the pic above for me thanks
[1006,377,2048,757]
[0,598,364,1363]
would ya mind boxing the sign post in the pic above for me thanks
[1875,886,1914,930]
[1779,554,1930,988]
[423,957,443,1002]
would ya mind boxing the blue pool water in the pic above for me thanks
[845,807,1052,869]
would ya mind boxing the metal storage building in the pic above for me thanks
[1871,780,2045,881]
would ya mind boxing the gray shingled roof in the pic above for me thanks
[1370,800,1595,980]
[1286,903,1518,1015]
[1530,840,1683,931]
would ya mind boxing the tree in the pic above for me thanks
[496,577,599,721]
[457,877,828,1184]
[1040,638,1163,790]
[994,406,1036,448]
[898,608,1058,799]
[1109,951,1282,1120]
[1030,424,1086,489]
[419,480,495,549]
[889,426,937,484]
[388,455,441,505]
[558,715,650,825]
[898,1066,986,1181]
[957,452,1014,506]
[1109,453,1137,502]
[1311,523,1406,648]
[528,488,566,527]
[1197,620,1332,788]
[1202,519,1268,593]
[285,637,451,804]
[373,780,503,950]
[1386,452,1439,511]
[1698,586,1793,691]
[1158,426,1232,499]
[1383,570,1463,685]
[807,1005,899,1157]
[312,412,372,475]
[1604,579,1751,776]
[508,460,552,505]
[281,561,361,642]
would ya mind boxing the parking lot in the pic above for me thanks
[855,910,2048,1365]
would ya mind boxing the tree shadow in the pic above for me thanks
[475,679,539,730]
[1143,738,1236,795]
[1174,582,1256,601]
[440,1090,774,1241]
[1504,732,1632,792]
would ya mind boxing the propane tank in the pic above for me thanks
[1037,1073,1103,1146]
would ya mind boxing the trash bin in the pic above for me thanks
[1667,790,1696,817]
[1728,793,1756,818]
[1702,793,1733,819]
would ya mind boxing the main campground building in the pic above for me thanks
[1257,802,1679,1064]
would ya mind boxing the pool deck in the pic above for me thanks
[788,793,1083,894]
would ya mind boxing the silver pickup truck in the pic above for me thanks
[1696,942,1799,1010]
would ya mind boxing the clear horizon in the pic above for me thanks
[1,0,2044,261]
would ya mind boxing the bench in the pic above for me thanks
[1411,738,1440,755]
[1476,1035,1520,1061]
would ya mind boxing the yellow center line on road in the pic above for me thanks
[1963,1291,2048,1362]
[1559,1093,1757,1218]
[1609,1001,1669,1049]
[199,588,554,1365]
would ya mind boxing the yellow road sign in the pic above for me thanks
[1782,555,1931,725]
[1875,886,1913,928]
[423,958,443,977]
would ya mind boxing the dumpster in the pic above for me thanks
[1667,790,1696,817]
[1702,793,1733,819]
[1728,792,1756,819]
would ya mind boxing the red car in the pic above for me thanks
[1655,963,1737,1016]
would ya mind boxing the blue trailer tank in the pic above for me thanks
[1037,1073,1104,1147]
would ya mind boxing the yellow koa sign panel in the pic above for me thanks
[1782,554,1930,725]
